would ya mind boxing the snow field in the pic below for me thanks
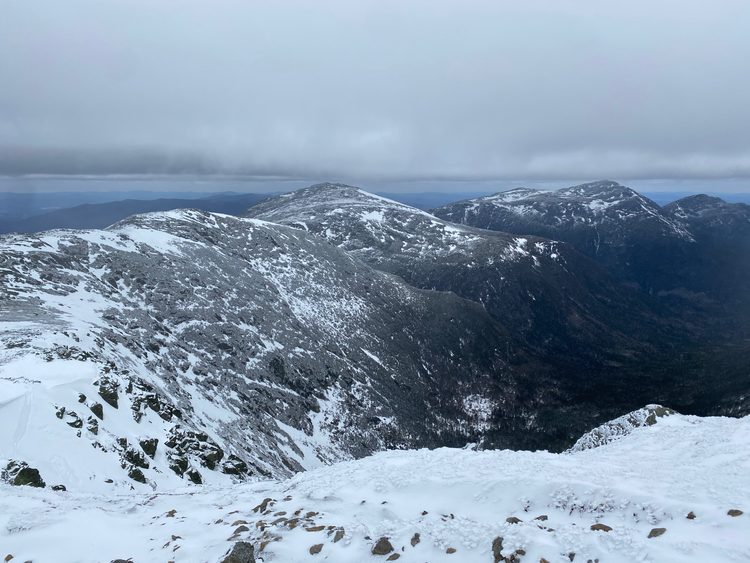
[2,412,748,563]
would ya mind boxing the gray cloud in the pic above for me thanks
[1,0,749,181]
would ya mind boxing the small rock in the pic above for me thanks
[386,555,400,561]
[13,467,45,488]
[541,559,550,563]
[422,510,428,515]
[410,533,420,547]
[305,511,319,518]
[231,520,248,526]
[51,484,67,492]
[728,509,743,517]
[309,544,323,555]
[166,510,177,517]
[305,525,325,532]
[372,537,394,555]
[590,523,612,532]
[171,536,181,541]
[253,498,273,513]
[90,403,104,420]
[234,525,250,534]
[492,537,504,563]
[446,547,456,554]
[535,515,548,521]
[648,528,666,538]
[333,529,345,543]
[111,560,131,563]
[506,517,522,524]
[220,541,255,563]
[686,511,696,520]
[4,556,13,562]
[568,554,575,561]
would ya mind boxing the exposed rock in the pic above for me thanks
[534,515,548,521]
[309,544,323,555]
[139,438,158,459]
[127,467,146,484]
[333,529,345,543]
[506,517,522,524]
[220,542,255,563]
[386,555,400,561]
[446,548,456,554]
[51,484,67,491]
[687,511,696,519]
[372,537,394,555]
[492,537,504,563]
[648,528,666,538]
[98,377,119,409]
[728,509,743,517]
[590,523,612,532]
[233,525,249,534]
[410,533,420,547]
[90,402,104,420]
[305,525,325,532]
[13,467,45,488]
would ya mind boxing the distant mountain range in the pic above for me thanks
[0,192,273,234]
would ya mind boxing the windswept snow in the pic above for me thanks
[1,410,747,562]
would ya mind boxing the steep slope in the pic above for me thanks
[664,194,750,247]
[2,409,748,563]
[242,183,750,422]
[432,180,750,337]
[241,183,661,364]
[431,180,698,291]
[0,209,545,491]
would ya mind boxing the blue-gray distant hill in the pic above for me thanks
[0,192,272,234]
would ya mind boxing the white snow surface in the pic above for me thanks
[1,411,747,563]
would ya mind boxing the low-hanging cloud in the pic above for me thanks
[1,0,749,181]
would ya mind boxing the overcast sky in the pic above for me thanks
[1,0,750,189]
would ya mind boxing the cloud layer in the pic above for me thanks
[2,0,749,180]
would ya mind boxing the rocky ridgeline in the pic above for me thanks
[0,209,539,489]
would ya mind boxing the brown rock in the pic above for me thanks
[686,512,696,520]
[728,509,744,517]
[305,511,319,518]
[492,537,504,563]
[590,523,612,532]
[305,525,325,532]
[372,537,394,555]
[535,515,548,521]
[386,555,400,561]
[506,517,522,524]
[309,544,323,555]
[541,559,550,563]
[411,533,420,547]
[333,529,345,543]
[648,528,666,538]
[234,525,249,534]
[446,547,456,554]
[231,520,247,527]
[4,557,12,563]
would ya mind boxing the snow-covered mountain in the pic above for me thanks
[430,180,699,291]
[2,407,747,563]
[241,183,750,437]
[664,194,750,247]
[1,209,547,491]
[241,183,660,363]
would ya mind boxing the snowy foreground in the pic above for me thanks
[2,412,749,563]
